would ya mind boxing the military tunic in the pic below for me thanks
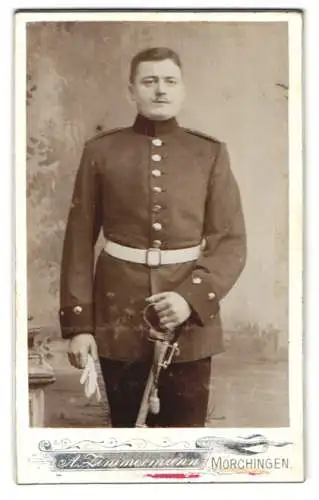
[59,114,247,363]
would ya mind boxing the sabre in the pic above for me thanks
[135,303,181,428]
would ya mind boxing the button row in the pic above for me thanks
[151,138,164,246]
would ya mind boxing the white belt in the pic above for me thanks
[104,240,201,267]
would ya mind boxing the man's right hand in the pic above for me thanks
[67,333,98,369]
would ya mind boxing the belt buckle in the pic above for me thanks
[146,248,162,267]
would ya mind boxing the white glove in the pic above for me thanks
[80,354,101,401]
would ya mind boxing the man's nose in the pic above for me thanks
[155,80,167,95]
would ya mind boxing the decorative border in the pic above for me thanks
[39,433,292,454]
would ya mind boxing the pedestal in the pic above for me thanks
[28,327,56,427]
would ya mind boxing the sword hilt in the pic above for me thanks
[135,304,183,427]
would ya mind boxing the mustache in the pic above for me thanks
[152,99,170,103]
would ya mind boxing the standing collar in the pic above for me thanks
[132,114,179,137]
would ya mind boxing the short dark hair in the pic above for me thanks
[129,47,182,83]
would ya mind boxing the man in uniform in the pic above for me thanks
[59,47,247,427]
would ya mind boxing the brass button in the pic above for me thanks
[152,169,162,177]
[152,204,162,213]
[60,310,64,316]
[152,240,162,248]
[152,186,162,193]
[152,222,162,231]
[208,292,216,300]
[192,276,202,285]
[73,305,82,315]
[151,154,162,162]
[152,138,163,147]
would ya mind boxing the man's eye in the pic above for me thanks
[166,79,177,85]
[143,79,156,86]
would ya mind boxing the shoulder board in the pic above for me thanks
[85,127,126,144]
[183,128,221,144]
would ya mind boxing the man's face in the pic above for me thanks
[129,58,185,121]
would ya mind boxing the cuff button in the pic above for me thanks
[208,292,216,300]
[73,305,82,315]
[192,276,202,285]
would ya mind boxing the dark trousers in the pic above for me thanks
[99,356,211,428]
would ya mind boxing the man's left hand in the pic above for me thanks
[146,291,191,331]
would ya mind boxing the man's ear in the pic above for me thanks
[128,83,136,103]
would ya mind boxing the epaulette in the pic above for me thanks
[183,128,221,144]
[85,127,126,145]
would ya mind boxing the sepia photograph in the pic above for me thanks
[15,9,303,483]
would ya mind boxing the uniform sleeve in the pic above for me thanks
[59,143,102,338]
[176,141,247,326]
